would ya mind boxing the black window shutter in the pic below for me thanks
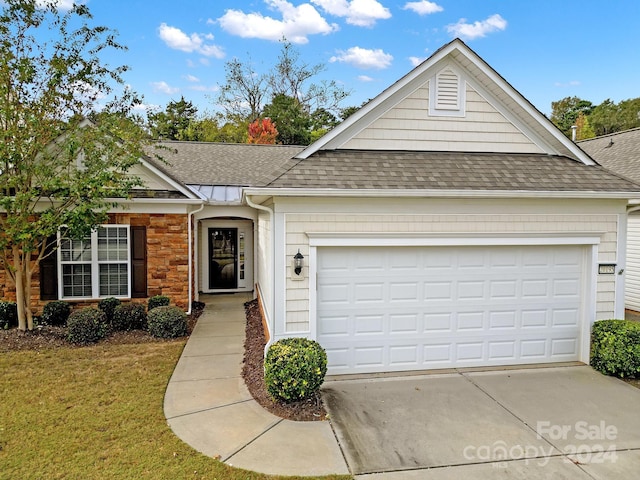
[130,226,147,298]
[40,235,58,300]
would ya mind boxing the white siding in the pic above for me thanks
[129,162,178,191]
[256,209,273,329]
[626,214,640,311]
[274,198,625,338]
[343,84,543,153]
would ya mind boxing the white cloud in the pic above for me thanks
[446,14,507,40]
[158,23,225,58]
[216,0,338,44]
[403,1,443,15]
[151,81,179,95]
[312,0,391,27]
[189,84,220,93]
[554,80,581,88]
[409,56,427,67]
[36,0,76,10]
[330,46,393,69]
[184,74,200,83]
[358,75,374,82]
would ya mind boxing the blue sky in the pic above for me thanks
[56,0,640,116]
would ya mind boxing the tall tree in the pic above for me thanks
[215,39,351,137]
[574,111,595,140]
[148,96,198,140]
[262,94,311,145]
[217,57,267,121]
[550,96,593,137]
[0,0,148,330]
[589,99,622,136]
[268,40,350,115]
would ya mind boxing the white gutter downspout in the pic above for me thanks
[187,202,205,315]
[244,194,274,341]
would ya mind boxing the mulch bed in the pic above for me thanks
[241,299,327,422]
[0,302,204,354]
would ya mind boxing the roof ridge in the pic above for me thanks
[155,140,306,149]
[577,127,640,144]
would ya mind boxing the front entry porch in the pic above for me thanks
[199,219,254,294]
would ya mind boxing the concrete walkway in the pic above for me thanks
[164,293,349,477]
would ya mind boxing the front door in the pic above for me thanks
[209,228,238,289]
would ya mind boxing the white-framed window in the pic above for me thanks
[59,225,131,299]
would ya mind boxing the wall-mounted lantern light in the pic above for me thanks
[294,249,304,276]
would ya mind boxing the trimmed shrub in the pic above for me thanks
[264,337,327,403]
[42,301,71,326]
[98,297,121,324]
[147,306,187,338]
[148,295,170,311]
[112,303,147,331]
[591,320,640,377]
[67,308,108,345]
[0,301,18,329]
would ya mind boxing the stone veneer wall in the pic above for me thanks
[0,212,191,315]
[113,213,190,310]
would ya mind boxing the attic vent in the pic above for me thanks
[429,66,465,117]
[436,68,459,110]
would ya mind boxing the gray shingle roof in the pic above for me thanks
[266,150,640,192]
[578,128,640,183]
[146,141,304,186]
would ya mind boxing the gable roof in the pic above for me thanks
[261,150,639,197]
[578,128,640,183]
[297,38,595,165]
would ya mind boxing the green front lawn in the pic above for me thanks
[0,340,350,480]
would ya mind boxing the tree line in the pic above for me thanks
[148,41,361,145]
[551,96,640,141]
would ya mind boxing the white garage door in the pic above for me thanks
[317,245,586,374]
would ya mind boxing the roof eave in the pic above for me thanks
[244,187,638,200]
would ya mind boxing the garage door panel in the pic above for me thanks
[354,283,385,303]
[551,337,579,356]
[489,310,517,329]
[389,314,419,334]
[521,310,548,327]
[355,315,385,335]
[317,245,585,374]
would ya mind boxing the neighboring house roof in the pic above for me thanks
[264,150,640,195]
[147,141,304,186]
[578,128,640,183]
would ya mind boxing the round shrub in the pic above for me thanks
[264,337,327,403]
[42,301,71,326]
[0,301,18,329]
[111,303,147,331]
[147,306,187,338]
[591,319,640,377]
[148,295,170,311]
[67,308,108,345]
[98,297,121,324]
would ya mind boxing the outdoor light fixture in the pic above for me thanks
[294,249,304,276]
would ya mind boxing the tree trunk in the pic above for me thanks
[24,256,34,330]
[13,246,28,331]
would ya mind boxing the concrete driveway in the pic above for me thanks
[322,365,640,479]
